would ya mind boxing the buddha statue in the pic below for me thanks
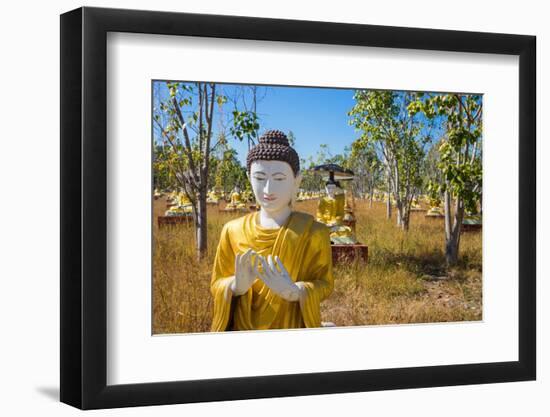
[165,191,193,216]
[342,190,357,232]
[410,196,422,211]
[166,190,176,204]
[207,188,221,205]
[226,186,246,210]
[316,181,357,245]
[426,195,444,217]
[210,130,334,331]
[242,189,255,210]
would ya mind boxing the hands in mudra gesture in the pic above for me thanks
[230,249,301,302]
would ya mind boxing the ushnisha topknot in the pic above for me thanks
[246,130,300,176]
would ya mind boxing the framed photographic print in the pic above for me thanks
[60,6,536,410]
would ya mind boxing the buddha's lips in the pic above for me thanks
[263,195,277,201]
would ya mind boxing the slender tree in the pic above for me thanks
[349,141,382,206]
[349,90,427,230]
[153,82,258,259]
[409,93,482,265]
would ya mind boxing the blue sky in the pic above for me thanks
[234,85,358,164]
[152,81,474,168]
[153,82,360,165]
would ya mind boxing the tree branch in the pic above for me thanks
[170,96,199,189]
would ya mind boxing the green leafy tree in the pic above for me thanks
[153,143,186,191]
[423,139,445,206]
[349,90,427,230]
[216,148,247,194]
[226,85,268,150]
[230,110,259,149]
[300,156,324,192]
[153,81,221,258]
[409,93,482,265]
[153,82,259,259]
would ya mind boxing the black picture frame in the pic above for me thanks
[60,6,536,410]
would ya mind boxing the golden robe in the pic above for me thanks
[316,194,345,226]
[210,211,333,331]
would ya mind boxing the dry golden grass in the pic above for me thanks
[152,198,482,334]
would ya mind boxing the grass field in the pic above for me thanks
[152,198,482,334]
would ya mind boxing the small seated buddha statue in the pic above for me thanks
[167,190,177,204]
[210,130,334,331]
[316,181,357,245]
[226,187,246,210]
[426,196,444,217]
[165,191,193,216]
[410,196,422,211]
[242,189,253,203]
[207,188,221,205]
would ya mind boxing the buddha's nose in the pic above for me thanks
[264,180,274,194]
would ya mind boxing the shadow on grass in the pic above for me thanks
[372,249,446,276]
[370,248,482,283]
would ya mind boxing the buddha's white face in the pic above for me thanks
[249,160,301,214]
[326,183,337,199]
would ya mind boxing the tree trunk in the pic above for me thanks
[401,204,410,231]
[395,201,410,231]
[369,188,374,208]
[444,194,464,265]
[396,200,402,227]
[386,176,392,219]
[195,189,208,260]
[444,189,452,241]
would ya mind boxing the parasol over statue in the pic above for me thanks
[312,163,355,182]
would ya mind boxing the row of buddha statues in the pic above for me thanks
[296,191,323,201]
[159,184,480,228]
[162,187,255,216]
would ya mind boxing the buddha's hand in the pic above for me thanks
[230,249,257,296]
[255,254,301,302]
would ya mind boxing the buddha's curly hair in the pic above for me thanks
[246,130,300,176]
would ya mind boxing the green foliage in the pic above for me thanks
[349,140,383,197]
[230,110,259,143]
[300,156,324,192]
[215,148,247,193]
[348,90,426,217]
[153,82,261,195]
[427,181,442,207]
[409,93,482,214]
